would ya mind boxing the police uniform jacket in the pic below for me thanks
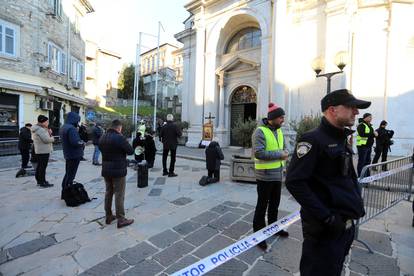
[286,117,365,230]
[357,121,375,147]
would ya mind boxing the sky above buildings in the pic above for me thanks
[83,0,189,64]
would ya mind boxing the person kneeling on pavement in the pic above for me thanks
[205,137,224,183]
[99,119,135,228]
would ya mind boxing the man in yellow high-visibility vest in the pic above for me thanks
[356,113,377,176]
[252,102,289,251]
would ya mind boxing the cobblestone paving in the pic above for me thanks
[0,146,408,275]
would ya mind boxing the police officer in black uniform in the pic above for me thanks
[286,89,370,276]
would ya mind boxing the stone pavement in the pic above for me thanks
[0,145,412,275]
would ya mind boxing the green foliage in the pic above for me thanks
[176,121,190,131]
[290,114,321,141]
[232,118,257,148]
[117,63,137,99]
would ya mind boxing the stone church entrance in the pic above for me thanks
[230,86,257,146]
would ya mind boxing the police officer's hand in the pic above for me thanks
[281,151,289,160]
[324,214,345,236]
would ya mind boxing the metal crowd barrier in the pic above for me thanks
[355,155,414,253]
[0,136,62,156]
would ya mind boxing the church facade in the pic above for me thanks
[175,0,414,155]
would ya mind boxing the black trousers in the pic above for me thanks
[20,149,30,168]
[253,180,282,232]
[300,225,355,276]
[208,169,220,182]
[62,158,81,189]
[162,148,176,173]
[357,146,372,177]
[35,154,49,184]
[372,146,388,170]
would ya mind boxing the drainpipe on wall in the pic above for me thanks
[67,12,71,88]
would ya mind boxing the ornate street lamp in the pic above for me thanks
[312,51,349,94]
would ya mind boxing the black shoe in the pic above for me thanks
[257,241,267,251]
[39,182,53,188]
[80,157,87,161]
[22,165,32,169]
[276,230,289,237]
[412,217,414,228]
[163,171,169,176]
[168,173,178,177]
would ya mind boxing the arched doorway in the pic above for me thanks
[230,86,257,146]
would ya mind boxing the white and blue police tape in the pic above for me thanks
[171,210,301,276]
[359,163,413,184]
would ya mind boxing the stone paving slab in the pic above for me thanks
[119,241,158,266]
[190,211,219,224]
[121,259,163,276]
[222,220,251,240]
[247,260,292,276]
[205,258,249,276]
[356,229,393,256]
[173,220,202,236]
[6,234,56,259]
[148,229,181,249]
[184,226,219,247]
[209,212,241,231]
[79,255,129,276]
[264,237,301,274]
[349,246,399,276]
[171,197,193,206]
[153,240,195,267]
[148,188,162,196]
[154,177,166,185]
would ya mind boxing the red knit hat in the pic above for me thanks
[267,103,285,120]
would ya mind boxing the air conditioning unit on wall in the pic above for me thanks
[40,100,54,111]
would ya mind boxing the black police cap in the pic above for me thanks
[321,89,371,111]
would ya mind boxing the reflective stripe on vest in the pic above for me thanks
[356,123,370,146]
[254,126,284,170]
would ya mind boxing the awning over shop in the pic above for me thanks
[0,78,44,94]
[46,88,88,105]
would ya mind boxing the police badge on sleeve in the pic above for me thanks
[296,142,312,158]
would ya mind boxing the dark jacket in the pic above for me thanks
[286,117,365,233]
[375,127,394,149]
[18,127,33,150]
[59,112,84,160]
[99,129,134,178]
[144,134,157,161]
[92,125,103,145]
[132,134,145,162]
[205,141,224,171]
[79,124,89,143]
[160,121,182,150]
[357,121,375,147]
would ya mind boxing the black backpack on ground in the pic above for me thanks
[62,182,92,207]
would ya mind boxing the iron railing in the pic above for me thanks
[355,155,413,253]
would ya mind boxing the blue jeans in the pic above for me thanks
[93,145,100,164]
[357,146,372,177]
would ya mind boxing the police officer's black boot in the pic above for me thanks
[412,216,414,228]
[276,229,289,237]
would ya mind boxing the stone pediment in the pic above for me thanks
[215,56,259,75]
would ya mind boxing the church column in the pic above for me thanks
[259,36,271,118]
[218,72,225,130]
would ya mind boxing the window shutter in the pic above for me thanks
[61,52,66,74]
[47,43,52,64]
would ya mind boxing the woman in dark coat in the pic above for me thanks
[144,130,157,168]
[132,132,145,163]
[205,137,224,183]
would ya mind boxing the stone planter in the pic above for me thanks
[178,129,188,146]
[230,155,256,183]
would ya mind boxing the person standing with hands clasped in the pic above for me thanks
[31,115,54,188]
[286,89,370,276]
[252,103,289,251]
[356,113,377,176]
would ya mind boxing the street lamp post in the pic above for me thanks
[312,51,349,94]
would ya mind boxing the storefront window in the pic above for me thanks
[0,93,19,139]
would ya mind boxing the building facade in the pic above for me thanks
[140,43,183,111]
[175,0,414,155]
[85,40,122,107]
[0,0,93,138]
